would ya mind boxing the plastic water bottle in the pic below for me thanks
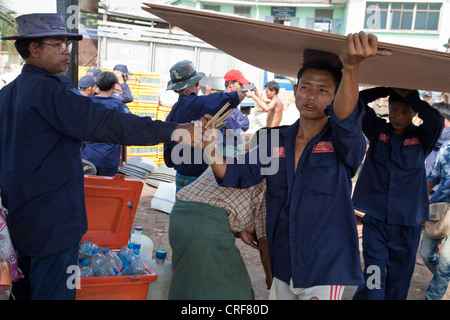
[79,258,94,278]
[119,242,134,272]
[131,227,153,260]
[147,250,172,300]
[90,247,113,277]
[79,240,98,258]
[102,248,125,276]
[128,248,145,275]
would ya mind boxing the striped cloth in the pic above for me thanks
[176,167,267,238]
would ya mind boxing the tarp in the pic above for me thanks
[142,3,450,93]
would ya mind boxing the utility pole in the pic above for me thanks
[57,0,79,87]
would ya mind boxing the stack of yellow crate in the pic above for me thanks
[78,67,170,166]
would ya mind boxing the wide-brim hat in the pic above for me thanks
[167,60,205,91]
[1,13,83,41]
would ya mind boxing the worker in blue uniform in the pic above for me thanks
[81,71,132,176]
[352,87,444,300]
[0,13,194,300]
[163,60,245,191]
[112,64,134,103]
[197,32,392,299]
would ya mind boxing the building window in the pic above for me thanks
[314,9,334,32]
[203,4,221,12]
[364,2,441,31]
[415,3,440,30]
[390,3,414,30]
[234,6,251,18]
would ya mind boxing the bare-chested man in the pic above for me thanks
[246,80,284,127]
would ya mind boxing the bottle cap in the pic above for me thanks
[155,249,167,260]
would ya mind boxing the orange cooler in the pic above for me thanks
[76,174,157,300]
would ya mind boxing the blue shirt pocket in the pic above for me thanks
[303,153,338,196]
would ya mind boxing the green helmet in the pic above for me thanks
[167,60,205,91]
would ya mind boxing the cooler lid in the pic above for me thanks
[81,174,143,249]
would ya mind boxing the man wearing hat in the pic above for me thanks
[86,66,102,79]
[221,69,251,156]
[163,60,245,191]
[0,13,194,300]
[78,75,97,96]
[112,64,134,103]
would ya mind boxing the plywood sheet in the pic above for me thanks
[142,3,450,93]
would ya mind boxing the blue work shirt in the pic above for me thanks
[428,140,450,204]
[223,108,250,147]
[217,102,366,288]
[81,96,131,168]
[164,91,241,177]
[352,88,444,226]
[112,82,133,103]
[0,64,177,257]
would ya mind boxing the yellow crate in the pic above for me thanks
[128,105,158,118]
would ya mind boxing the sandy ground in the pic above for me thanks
[1,181,448,301]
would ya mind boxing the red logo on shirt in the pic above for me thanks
[273,147,285,158]
[379,133,389,143]
[403,137,419,146]
[312,141,334,153]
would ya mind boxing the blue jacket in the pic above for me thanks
[218,102,366,288]
[353,88,444,226]
[112,82,134,103]
[164,91,241,177]
[0,64,177,257]
[81,96,131,168]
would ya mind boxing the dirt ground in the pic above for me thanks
[1,181,448,300]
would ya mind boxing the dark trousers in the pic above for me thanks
[10,244,79,300]
[353,215,422,300]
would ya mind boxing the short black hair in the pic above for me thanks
[297,61,342,92]
[265,80,280,95]
[95,71,118,91]
[432,102,450,121]
[14,38,43,59]
[388,89,419,106]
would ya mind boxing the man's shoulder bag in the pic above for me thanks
[425,202,450,239]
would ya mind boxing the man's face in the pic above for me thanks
[228,81,243,92]
[265,87,275,99]
[294,69,335,120]
[388,101,416,134]
[30,37,71,75]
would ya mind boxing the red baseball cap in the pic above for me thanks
[224,69,250,84]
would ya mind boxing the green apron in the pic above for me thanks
[169,199,254,300]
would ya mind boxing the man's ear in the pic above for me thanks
[28,42,40,58]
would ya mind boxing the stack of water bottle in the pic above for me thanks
[77,226,155,278]
[78,240,149,277]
